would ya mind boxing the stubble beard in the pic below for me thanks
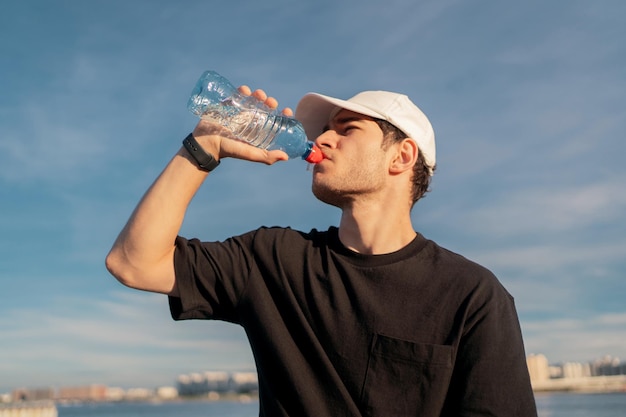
[311,167,385,209]
[311,143,390,208]
[312,179,348,208]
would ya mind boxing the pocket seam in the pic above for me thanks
[372,333,453,367]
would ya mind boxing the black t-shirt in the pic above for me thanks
[170,226,537,417]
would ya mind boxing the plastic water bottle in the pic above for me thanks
[187,70,323,163]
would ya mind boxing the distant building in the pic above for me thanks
[592,355,623,376]
[156,386,178,400]
[562,361,591,378]
[527,354,550,382]
[124,388,153,401]
[231,372,258,393]
[528,354,626,393]
[11,387,55,402]
[177,371,258,396]
[57,384,107,402]
[104,387,125,402]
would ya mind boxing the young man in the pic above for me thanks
[106,85,538,416]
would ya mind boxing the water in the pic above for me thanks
[57,400,258,417]
[535,392,626,417]
[55,393,626,417]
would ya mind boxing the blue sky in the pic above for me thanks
[1,0,624,392]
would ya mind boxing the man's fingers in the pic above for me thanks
[238,85,252,95]
[264,97,278,109]
[252,89,267,101]
[238,86,285,113]
[221,138,289,165]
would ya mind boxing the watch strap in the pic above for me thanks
[182,133,220,172]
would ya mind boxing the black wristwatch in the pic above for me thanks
[182,133,220,172]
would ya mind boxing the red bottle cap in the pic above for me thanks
[304,144,324,164]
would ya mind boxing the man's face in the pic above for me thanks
[311,109,392,208]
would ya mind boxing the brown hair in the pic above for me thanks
[376,119,435,205]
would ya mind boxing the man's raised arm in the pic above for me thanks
[105,87,290,295]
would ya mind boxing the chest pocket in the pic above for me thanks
[360,334,454,417]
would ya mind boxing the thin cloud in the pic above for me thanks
[523,313,626,363]
[0,291,254,388]
[462,180,626,238]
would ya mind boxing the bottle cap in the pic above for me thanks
[303,143,324,164]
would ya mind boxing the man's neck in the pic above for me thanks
[337,201,416,255]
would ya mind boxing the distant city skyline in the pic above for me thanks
[5,353,625,402]
[3,352,624,398]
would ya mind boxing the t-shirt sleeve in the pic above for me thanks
[168,234,254,323]
[444,279,538,416]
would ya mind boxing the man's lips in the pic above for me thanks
[312,154,329,171]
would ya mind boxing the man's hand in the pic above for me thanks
[191,86,293,165]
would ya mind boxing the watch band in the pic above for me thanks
[182,133,220,172]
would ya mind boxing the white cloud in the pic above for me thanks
[0,291,254,389]
[474,242,626,277]
[0,107,107,183]
[523,313,626,363]
[436,177,626,240]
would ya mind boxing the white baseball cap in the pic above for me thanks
[295,90,436,175]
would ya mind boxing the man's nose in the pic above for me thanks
[315,130,337,149]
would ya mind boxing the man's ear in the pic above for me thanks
[389,138,418,174]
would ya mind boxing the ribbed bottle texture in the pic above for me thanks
[188,71,322,163]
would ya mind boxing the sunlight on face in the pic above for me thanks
[312,110,391,208]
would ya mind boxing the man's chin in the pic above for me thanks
[312,183,344,208]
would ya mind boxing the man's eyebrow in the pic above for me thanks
[324,116,366,131]
[335,116,364,124]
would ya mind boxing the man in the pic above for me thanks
[106,83,538,416]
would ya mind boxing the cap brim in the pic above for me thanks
[295,93,386,141]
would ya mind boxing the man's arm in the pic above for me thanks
[105,87,290,295]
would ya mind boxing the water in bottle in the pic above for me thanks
[188,71,323,163]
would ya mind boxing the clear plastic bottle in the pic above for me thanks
[188,70,323,163]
